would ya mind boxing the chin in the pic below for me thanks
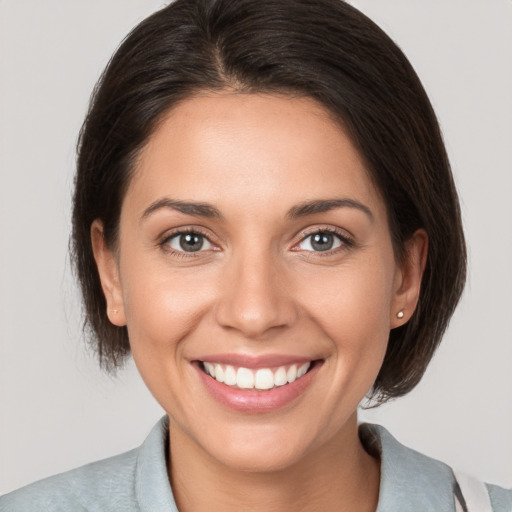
[194,420,322,474]
[212,441,306,474]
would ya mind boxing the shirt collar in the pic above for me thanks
[135,416,457,511]
[360,423,457,512]
[135,416,177,512]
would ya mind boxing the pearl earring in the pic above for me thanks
[396,311,404,319]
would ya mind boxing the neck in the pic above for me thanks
[168,413,380,512]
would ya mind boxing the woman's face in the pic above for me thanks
[94,93,422,472]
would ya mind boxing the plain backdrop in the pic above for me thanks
[1,0,511,494]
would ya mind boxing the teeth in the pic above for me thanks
[274,366,288,386]
[297,362,309,378]
[204,362,215,377]
[202,362,312,390]
[286,365,297,383]
[254,369,274,390]
[237,367,254,389]
[224,365,237,385]
[214,364,224,383]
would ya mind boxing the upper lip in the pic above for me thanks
[194,353,319,369]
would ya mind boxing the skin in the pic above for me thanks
[92,93,427,512]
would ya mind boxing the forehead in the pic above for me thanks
[125,92,386,223]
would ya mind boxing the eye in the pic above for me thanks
[165,231,213,253]
[297,230,348,252]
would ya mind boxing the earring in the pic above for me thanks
[110,309,118,314]
[396,311,404,319]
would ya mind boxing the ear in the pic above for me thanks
[391,229,428,328]
[91,219,127,326]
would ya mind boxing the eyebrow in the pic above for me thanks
[141,198,224,220]
[286,198,373,221]
[141,197,373,222]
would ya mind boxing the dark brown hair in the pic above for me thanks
[72,0,466,403]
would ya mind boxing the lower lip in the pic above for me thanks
[194,362,321,413]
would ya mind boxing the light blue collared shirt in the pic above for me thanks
[1,416,511,511]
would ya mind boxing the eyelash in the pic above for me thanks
[158,227,354,259]
[159,227,214,260]
[295,227,355,257]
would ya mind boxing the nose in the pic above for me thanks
[214,249,298,339]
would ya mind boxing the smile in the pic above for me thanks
[194,356,322,412]
[201,361,312,390]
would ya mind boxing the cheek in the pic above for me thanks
[118,252,214,357]
[118,258,217,414]
[297,252,396,399]
[299,258,396,343]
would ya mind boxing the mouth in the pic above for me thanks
[193,356,323,412]
[199,360,315,391]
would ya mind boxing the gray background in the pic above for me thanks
[1,0,511,493]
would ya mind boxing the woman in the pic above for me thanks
[1,0,510,510]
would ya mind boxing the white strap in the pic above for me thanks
[453,470,493,512]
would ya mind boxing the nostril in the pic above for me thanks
[214,293,299,338]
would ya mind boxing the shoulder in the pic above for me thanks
[0,448,139,512]
[487,483,512,512]
[0,416,174,512]
[359,423,512,512]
